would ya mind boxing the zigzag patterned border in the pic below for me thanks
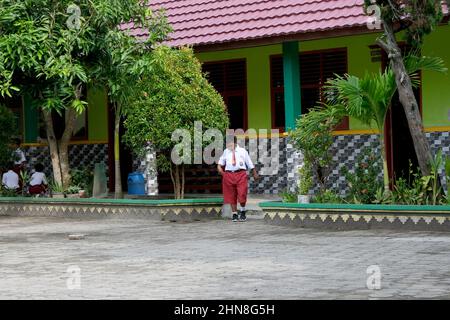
[0,203,222,222]
[264,210,450,232]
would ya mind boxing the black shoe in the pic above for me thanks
[239,211,247,222]
[232,213,239,222]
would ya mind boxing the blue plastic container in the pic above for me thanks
[127,172,146,195]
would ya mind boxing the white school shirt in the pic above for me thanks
[30,172,48,186]
[2,170,19,189]
[218,145,255,172]
[14,148,26,165]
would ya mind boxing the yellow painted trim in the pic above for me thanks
[424,126,450,133]
[235,132,289,139]
[21,140,108,147]
[332,129,380,135]
[19,127,450,146]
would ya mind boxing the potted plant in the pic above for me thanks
[70,168,94,198]
[19,170,30,197]
[297,161,313,204]
[290,105,345,203]
[66,185,82,198]
[49,180,65,199]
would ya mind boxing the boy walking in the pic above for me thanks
[217,136,259,222]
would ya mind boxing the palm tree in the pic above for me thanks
[326,55,446,193]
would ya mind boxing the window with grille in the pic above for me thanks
[203,60,247,130]
[271,48,349,131]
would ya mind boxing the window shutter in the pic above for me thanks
[225,60,246,91]
[203,63,225,93]
[202,60,248,130]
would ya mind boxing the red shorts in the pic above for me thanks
[222,170,248,205]
[29,185,46,195]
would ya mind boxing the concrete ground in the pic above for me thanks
[1,215,450,299]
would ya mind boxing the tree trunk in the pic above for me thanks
[59,107,77,189]
[43,109,63,187]
[169,164,181,199]
[379,132,390,193]
[181,164,185,199]
[169,163,176,199]
[114,103,123,199]
[42,85,82,190]
[378,21,432,176]
[174,164,180,199]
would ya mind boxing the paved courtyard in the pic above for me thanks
[1,215,450,299]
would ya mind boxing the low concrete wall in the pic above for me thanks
[260,202,450,232]
[0,198,224,222]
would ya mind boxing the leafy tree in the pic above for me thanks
[92,7,170,199]
[0,0,168,189]
[124,46,229,199]
[291,104,346,193]
[365,0,449,177]
[0,104,17,171]
[327,55,446,192]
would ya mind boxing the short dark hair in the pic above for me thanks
[7,161,14,170]
[34,163,44,172]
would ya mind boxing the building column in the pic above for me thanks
[145,145,159,196]
[282,41,301,130]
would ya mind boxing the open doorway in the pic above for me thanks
[382,45,422,184]
[384,90,421,183]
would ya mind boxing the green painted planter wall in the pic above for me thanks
[0,197,224,221]
[260,201,450,231]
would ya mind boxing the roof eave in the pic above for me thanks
[191,25,380,53]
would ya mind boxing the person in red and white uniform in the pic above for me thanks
[217,136,259,222]
[29,163,48,196]
[2,162,20,192]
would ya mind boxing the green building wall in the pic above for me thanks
[197,45,282,130]
[197,25,450,132]
[87,86,108,142]
[21,86,109,144]
[21,25,450,141]
[422,24,450,128]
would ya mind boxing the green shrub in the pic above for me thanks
[445,156,450,204]
[373,187,394,205]
[342,147,383,204]
[313,189,343,204]
[49,180,65,194]
[0,104,18,171]
[298,160,313,195]
[389,159,443,205]
[291,105,345,193]
[70,168,94,195]
[0,186,18,197]
[280,189,298,203]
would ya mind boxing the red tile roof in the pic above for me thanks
[123,0,448,48]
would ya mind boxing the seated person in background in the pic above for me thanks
[29,163,48,195]
[12,137,27,174]
[2,162,20,192]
